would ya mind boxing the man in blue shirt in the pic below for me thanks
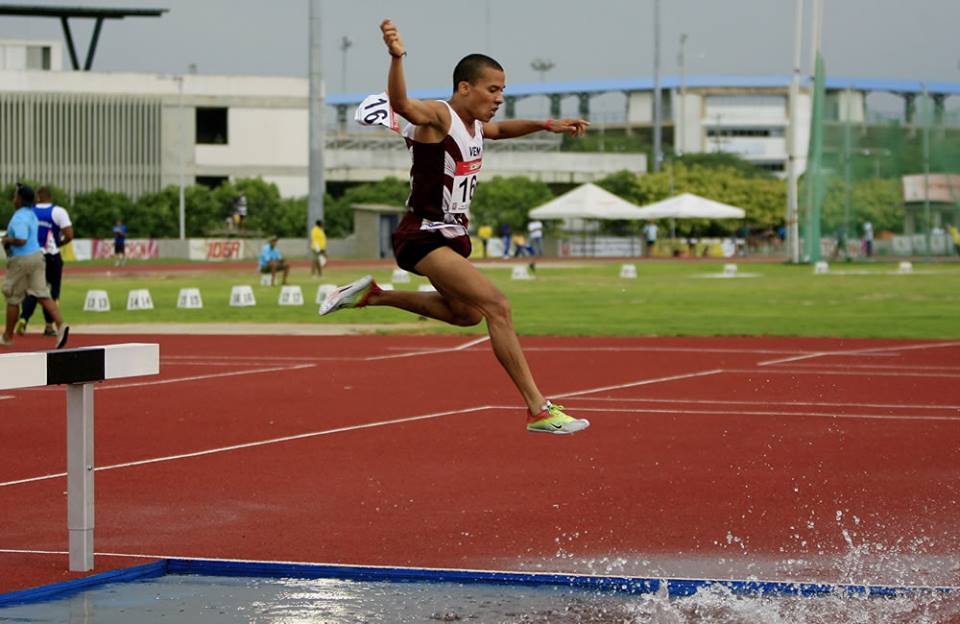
[17,187,74,337]
[258,235,289,286]
[2,184,69,348]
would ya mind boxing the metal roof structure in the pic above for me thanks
[327,75,960,107]
[0,4,168,71]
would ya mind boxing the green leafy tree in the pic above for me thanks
[470,175,553,232]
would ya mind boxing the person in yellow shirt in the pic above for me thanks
[310,219,327,276]
[949,224,960,256]
[477,224,493,258]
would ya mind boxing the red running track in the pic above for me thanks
[1,333,959,594]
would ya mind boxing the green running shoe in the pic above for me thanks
[319,275,381,316]
[527,401,590,435]
[14,318,26,336]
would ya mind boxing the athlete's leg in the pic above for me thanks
[413,247,545,414]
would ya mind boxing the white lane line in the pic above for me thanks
[100,364,316,390]
[0,405,505,488]
[772,362,960,372]
[726,368,960,380]
[758,340,960,367]
[0,395,12,401]
[573,396,960,411]
[564,405,960,422]
[552,369,725,399]
[365,336,490,361]
[163,355,358,362]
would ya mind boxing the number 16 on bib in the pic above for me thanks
[450,159,481,213]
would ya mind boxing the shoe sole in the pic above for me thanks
[320,275,373,316]
[527,419,591,435]
[56,326,70,350]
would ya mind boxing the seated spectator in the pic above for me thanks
[259,235,289,286]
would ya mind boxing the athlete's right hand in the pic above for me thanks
[381,19,405,58]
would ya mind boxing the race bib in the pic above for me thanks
[354,92,400,133]
[449,159,481,214]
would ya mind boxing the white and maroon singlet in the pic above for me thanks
[402,101,483,238]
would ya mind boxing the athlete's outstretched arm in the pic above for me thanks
[381,19,446,130]
[483,117,590,140]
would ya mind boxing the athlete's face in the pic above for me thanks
[461,67,505,122]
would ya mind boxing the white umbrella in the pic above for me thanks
[528,183,648,220]
[633,193,746,220]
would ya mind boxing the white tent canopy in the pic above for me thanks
[633,193,746,220]
[528,183,649,220]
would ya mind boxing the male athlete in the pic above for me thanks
[321,19,590,435]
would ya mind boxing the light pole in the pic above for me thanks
[339,35,352,93]
[175,74,185,240]
[652,0,662,173]
[677,33,687,156]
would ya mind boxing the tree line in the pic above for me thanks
[1,153,909,241]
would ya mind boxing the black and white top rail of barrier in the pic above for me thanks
[0,344,160,572]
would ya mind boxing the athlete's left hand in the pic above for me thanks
[548,118,590,138]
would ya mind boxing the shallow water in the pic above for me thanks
[2,574,959,624]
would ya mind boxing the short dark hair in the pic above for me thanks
[14,182,35,206]
[452,54,503,92]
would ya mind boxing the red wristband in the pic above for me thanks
[544,118,554,131]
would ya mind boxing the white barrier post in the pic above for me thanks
[230,285,256,307]
[723,263,738,277]
[0,344,160,572]
[511,265,533,280]
[814,261,830,274]
[126,289,154,310]
[392,268,411,283]
[620,264,637,279]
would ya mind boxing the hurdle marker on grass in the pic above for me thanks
[0,344,159,572]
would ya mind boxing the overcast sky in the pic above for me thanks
[2,0,958,114]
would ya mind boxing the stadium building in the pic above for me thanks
[1,38,958,199]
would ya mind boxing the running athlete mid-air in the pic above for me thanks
[321,19,591,434]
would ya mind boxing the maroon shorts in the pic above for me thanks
[392,212,472,275]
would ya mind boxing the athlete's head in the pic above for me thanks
[452,54,505,122]
[37,186,52,203]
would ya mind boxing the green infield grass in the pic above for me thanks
[53,260,960,339]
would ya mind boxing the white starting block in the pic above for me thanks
[316,283,338,304]
[898,261,914,274]
[0,344,160,572]
[814,261,830,275]
[83,290,110,312]
[177,288,203,309]
[619,264,637,279]
[229,285,256,307]
[278,285,304,305]
[380,283,395,291]
[511,265,534,280]
[126,289,154,310]
[418,283,437,292]
[723,263,738,277]
[259,274,273,286]
[392,268,411,283]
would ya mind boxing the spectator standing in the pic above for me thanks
[643,221,658,257]
[310,219,327,276]
[112,219,127,266]
[477,224,493,258]
[527,219,544,257]
[234,194,248,230]
[862,221,874,258]
[2,184,68,348]
[949,224,960,256]
[16,187,73,337]
[499,223,511,259]
[259,235,289,286]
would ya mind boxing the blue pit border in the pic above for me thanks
[0,558,954,607]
